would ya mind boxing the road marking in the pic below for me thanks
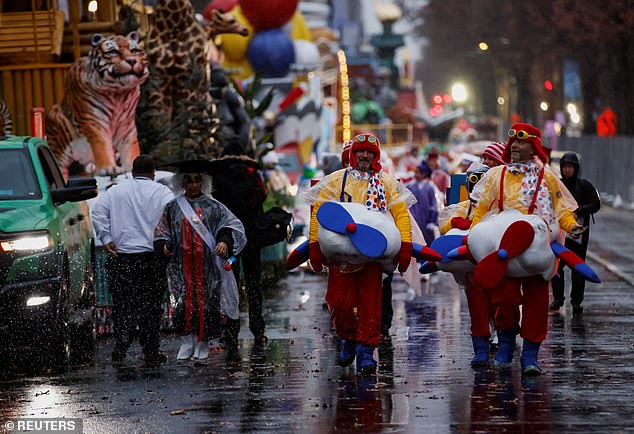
[587,250,634,287]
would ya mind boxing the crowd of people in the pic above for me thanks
[306,124,599,377]
[90,122,600,377]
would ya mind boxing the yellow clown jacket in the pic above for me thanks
[438,200,472,235]
[469,162,578,233]
[303,168,415,245]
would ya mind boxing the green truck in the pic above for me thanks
[0,136,97,371]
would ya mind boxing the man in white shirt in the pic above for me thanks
[91,155,174,368]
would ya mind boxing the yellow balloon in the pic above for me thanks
[220,5,253,61]
[290,10,312,41]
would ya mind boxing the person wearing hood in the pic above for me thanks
[550,152,601,316]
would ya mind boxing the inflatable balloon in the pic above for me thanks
[430,228,474,285]
[293,39,320,67]
[442,210,601,288]
[287,239,440,271]
[316,202,402,272]
[288,9,312,41]
[203,0,239,19]
[247,28,295,78]
[239,0,298,31]
[467,209,559,286]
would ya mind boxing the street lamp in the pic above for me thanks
[451,82,468,103]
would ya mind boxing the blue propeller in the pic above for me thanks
[430,234,466,263]
[316,202,388,258]
[419,261,439,274]
[550,241,601,283]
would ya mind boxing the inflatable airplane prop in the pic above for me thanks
[287,202,441,271]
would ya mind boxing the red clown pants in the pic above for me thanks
[488,275,550,343]
[464,273,494,338]
[325,262,384,347]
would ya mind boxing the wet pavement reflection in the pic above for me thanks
[1,207,634,433]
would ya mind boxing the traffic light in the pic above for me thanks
[544,80,553,91]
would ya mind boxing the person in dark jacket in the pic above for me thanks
[211,154,269,351]
[550,152,601,316]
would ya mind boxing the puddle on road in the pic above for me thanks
[1,270,634,432]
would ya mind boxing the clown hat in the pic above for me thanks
[341,139,353,167]
[503,123,548,163]
[348,133,382,172]
[482,141,506,166]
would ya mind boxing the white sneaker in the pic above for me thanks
[193,339,209,360]
[177,335,195,360]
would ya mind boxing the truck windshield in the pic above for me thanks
[0,149,41,200]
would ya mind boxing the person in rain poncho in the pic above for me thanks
[303,133,415,375]
[436,142,505,368]
[406,161,439,246]
[469,123,583,375]
[154,160,246,364]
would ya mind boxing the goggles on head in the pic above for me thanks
[354,134,377,144]
[466,164,489,194]
[467,172,483,185]
[508,129,538,140]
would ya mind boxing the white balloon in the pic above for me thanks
[293,40,320,67]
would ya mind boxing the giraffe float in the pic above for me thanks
[144,0,248,122]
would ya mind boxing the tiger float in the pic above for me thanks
[46,32,149,175]
[0,98,12,137]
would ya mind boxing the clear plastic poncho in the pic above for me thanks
[470,159,578,232]
[154,193,247,331]
[302,167,417,210]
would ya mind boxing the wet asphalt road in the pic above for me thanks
[1,206,633,434]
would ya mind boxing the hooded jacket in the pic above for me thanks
[560,152,600,245]
[560,152,601,221]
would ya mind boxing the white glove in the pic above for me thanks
[426,223,437,231]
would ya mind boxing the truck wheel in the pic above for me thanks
[46,275,71,373]
[71,308,96,365]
